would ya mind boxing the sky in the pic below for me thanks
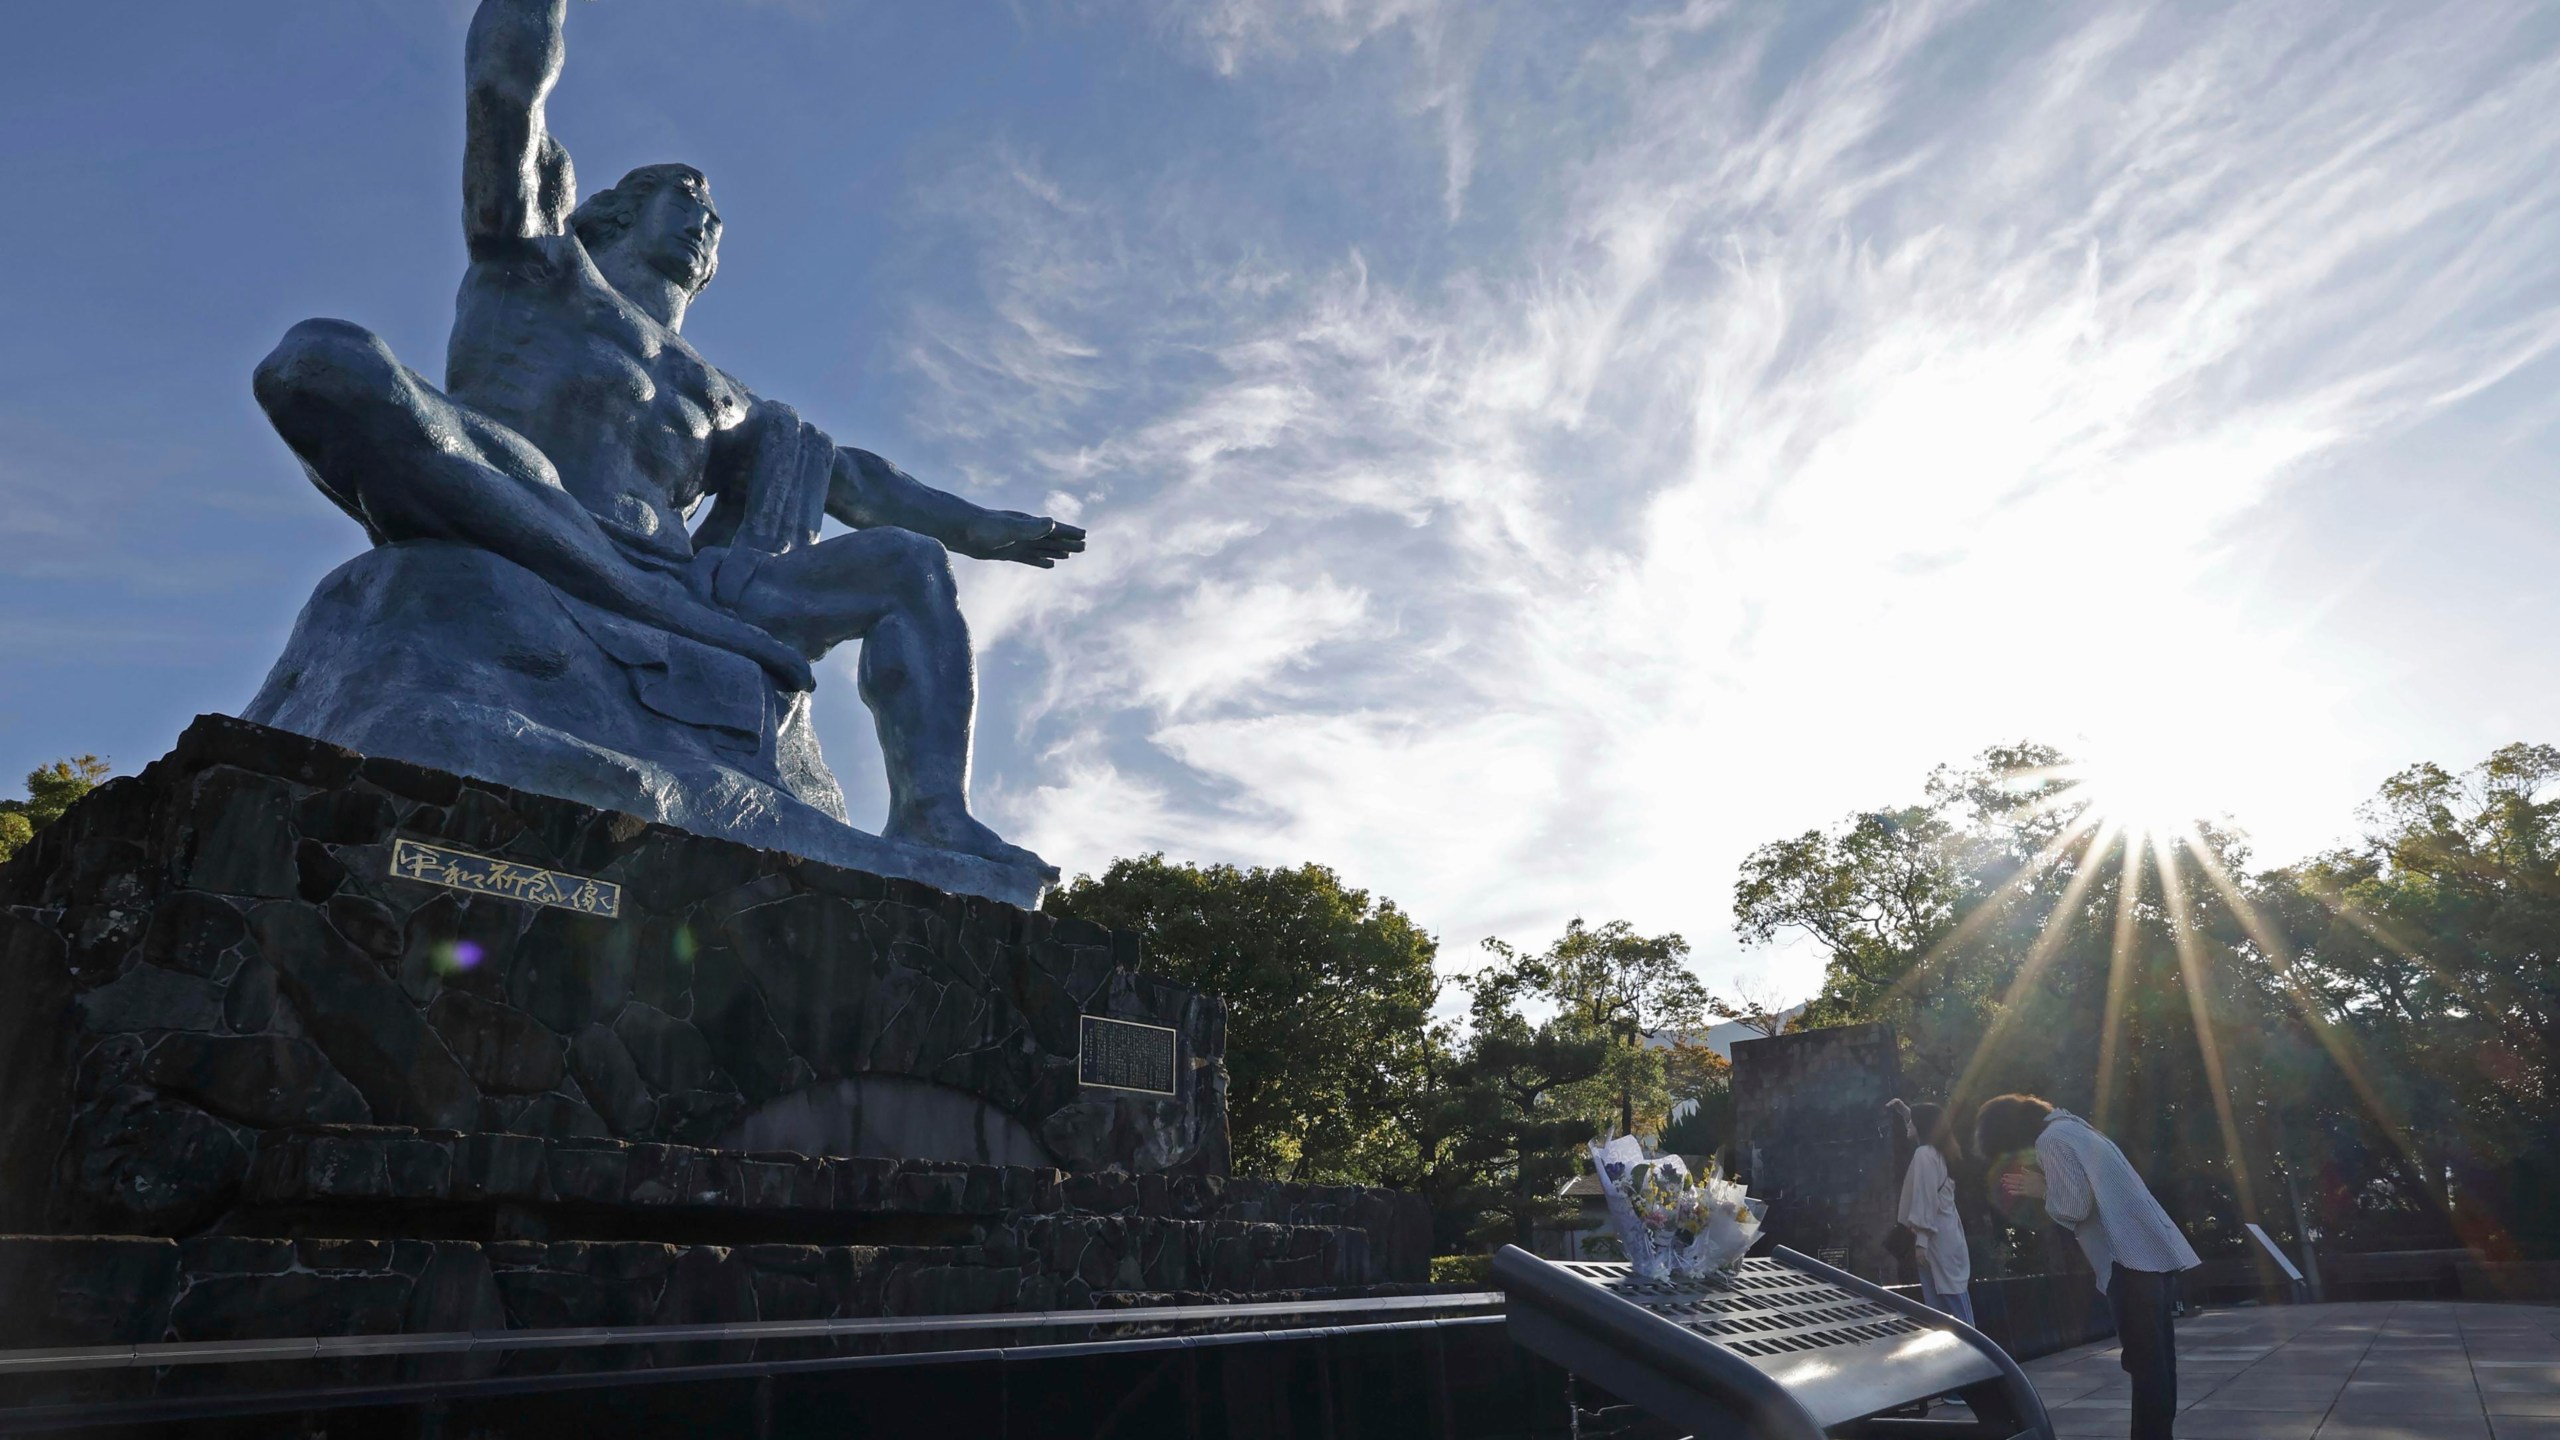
[8,0,2560,1005]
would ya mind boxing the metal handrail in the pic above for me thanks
[0,1313,1518,1436]
[0,1289,1508,1376]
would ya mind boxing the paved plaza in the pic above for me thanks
[2015,1302,2560,1440]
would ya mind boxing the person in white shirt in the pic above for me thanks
[1886,1098,1974,1325]
[1976,1095,2201,1440]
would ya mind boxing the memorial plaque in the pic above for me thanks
[1078,1015,1178,1095]
[388,838,622,918]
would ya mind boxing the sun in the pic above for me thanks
[2063,736,2231,842]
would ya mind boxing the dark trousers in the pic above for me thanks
[2109,1265,2179,1440]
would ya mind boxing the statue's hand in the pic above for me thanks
[636,570,816,691]
[706,614,816,692]
[971,511,1087,568]
[762,646,817,694]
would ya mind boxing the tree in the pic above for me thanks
[1481,918,1712,1138]
[1717,977,1797,1039]
[2250,744,2560,1256]
[1658,1040,1734,1158]
[1437,962,1611,1251]
[1046,854,1440,1182]
[1048,863,1737,1253]
[0,754,110,865]
[1332,1013,1479,1253]
[1735,804,1959,1003]
[1734,743,2115,1103]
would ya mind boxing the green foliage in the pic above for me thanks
[1365,919,1696,1253]
[1735,804,1960,996]
[1658,1041,1733,1159]
[0,754,109,865]
[1047,853,1441,1183]
[2249,743,2560,1256]
[1479,918,1713,1139]
[1428,1253,1491,1286]
[1051,863,1672,1257]
[1051,732,2560,1264]
[1435,964,1612,1250]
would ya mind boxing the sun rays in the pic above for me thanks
[1890,745,2512,1256]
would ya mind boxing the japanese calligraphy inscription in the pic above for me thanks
[1077,1014,1178,1096]
[388,837,622,917]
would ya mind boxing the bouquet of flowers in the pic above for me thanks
[1588,1135,1767,1282]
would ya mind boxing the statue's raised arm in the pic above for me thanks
[463,0,575,245]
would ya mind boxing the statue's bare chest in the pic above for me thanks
[558,276,741,425]
[448,242,747,519]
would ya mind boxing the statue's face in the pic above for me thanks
[632,173,722,292]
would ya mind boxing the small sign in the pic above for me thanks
[389,838,621,918]
[2243,1223,2303,1282]
[1078,1014,1178,1095]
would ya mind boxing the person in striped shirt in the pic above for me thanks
[1975,1095,2201,1440]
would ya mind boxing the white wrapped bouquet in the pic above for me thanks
[1588,1135,1767,1282]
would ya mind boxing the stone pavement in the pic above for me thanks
[2015,1302,2560,1440]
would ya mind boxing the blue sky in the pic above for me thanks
[9,0,2560,1001]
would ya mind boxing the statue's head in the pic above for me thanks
[571,164,721,297]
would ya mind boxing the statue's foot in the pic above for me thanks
[886,795,1057,877]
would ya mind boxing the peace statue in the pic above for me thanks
[243,0,1080,904]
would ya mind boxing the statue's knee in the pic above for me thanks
[883,530,956,602]
[254,318,399,418]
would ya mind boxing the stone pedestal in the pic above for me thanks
[0,716,1430,1353]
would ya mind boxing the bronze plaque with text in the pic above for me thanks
[1078,1015,1178,1095]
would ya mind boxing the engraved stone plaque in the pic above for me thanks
[389,837,622,917]
[1078,1014,1178,1095]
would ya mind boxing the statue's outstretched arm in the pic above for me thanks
[828,447,1087,568]
[463,0,575,245]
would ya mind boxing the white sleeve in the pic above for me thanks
[1899,1147,1945,1232]
[2039,1133,2094,1228]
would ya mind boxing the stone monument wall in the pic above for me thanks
[0,715,1440,1358]
[1730,1022,1903,1281]
[0,1150,1431,1352]
[0,715,1228,1241]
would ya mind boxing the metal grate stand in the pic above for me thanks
[1498,1245,2055,1440]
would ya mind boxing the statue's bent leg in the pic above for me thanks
[252,319,812,690]
[731,529,1046,872]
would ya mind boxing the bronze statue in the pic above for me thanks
[246,0,1081,899]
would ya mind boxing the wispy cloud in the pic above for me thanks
[1153,0,1498,220]
[911,0,2560,989]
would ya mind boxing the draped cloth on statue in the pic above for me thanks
[689,400,835,575]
